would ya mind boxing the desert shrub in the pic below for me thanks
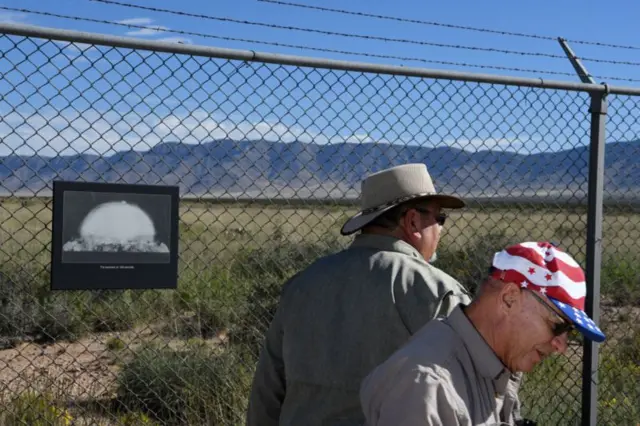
[433,229,514,295]
[117,411,158,425]
[0,268,42,338]
[169,263,248,339]
[116,343,252,425]
[107,336,127,351]
[597,349,640,423]
[32,294,88,343]
[517,337,640,425]
[0,262,177,343]
[612,325,640,366]
[600,254,640,306]
[231,233,345,285]
[0,391,73,426]
[518,354,582,424]
[82,291,139,333]
[0,266,88,342]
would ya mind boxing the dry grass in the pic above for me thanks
[2,198,638,261]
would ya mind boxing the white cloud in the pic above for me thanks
[445,136,541,153]
[116,18,154,26]
[0,106,549,159]
[450,137,514,151]
[0,12,27,24]
[50,41,98,66]
[115,17,171,37]
[126,26,170,37]
[344,133,374,143]
[0,107,326,157]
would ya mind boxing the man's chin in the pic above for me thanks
[515,360,539,374]
[522,354,549,373]
[521,364,536,373]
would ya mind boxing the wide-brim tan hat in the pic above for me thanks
[340,163,465,236]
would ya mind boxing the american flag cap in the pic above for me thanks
[490,241,605,342]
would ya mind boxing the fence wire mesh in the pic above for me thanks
[0,30,638,425]
[597,94,640,424]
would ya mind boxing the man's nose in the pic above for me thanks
[551,333,569,354]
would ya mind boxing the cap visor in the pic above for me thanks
[549,299,606,342]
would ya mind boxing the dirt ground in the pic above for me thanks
[0,327,147,424]
[0,322,228,425]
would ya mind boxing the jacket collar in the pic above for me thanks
[446,305,512,395]
[349,233,424,260]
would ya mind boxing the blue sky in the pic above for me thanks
[1,0,639,157]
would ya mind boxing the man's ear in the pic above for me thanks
[400,208,420,235]
[500,282,521,311]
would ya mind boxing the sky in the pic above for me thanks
[1,0,640,157]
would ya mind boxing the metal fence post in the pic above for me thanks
[581,89,607,426]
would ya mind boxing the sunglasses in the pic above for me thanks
[414,208,448,226]
[528,290,575,336]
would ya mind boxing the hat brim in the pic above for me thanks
[340,193,465,236]
[549,298,606,342]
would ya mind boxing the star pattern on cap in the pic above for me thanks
[570,308,604,334]
[491,241,605,342]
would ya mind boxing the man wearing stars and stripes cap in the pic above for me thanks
[360,241,605,426]
[490,241,605,343]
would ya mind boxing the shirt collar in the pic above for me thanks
[349,233,424,260]
[446,305,512,395]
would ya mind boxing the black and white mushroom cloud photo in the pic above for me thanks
[62,200,170,253]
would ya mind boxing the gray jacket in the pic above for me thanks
[245,233,475,426]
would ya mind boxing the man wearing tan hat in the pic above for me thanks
[246,163,519,426]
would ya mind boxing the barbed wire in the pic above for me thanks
[0,7,563,76]
[86,0,569,60]
[6,6,640,83]
[83,0,640,68]
[257,0,556,42]
[257,0,640,52]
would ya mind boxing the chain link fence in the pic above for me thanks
[0,24,638,425]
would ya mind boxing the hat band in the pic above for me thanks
[360,192,438,215]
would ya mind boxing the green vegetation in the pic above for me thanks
[0,198,638,424]
[116,342,252,425]
[0,390,74,425]
[106,336,127,351]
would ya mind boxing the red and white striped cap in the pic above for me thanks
[490,241,605,342]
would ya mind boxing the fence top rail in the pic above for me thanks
[2,21,640,96]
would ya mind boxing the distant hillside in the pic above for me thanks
[1,139,639,201]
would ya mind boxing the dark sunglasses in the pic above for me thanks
[528,290,575,336]
[414,208,448,226]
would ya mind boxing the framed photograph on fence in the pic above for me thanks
[50,181,180,290]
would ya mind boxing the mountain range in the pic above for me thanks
[1,139,638,202]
